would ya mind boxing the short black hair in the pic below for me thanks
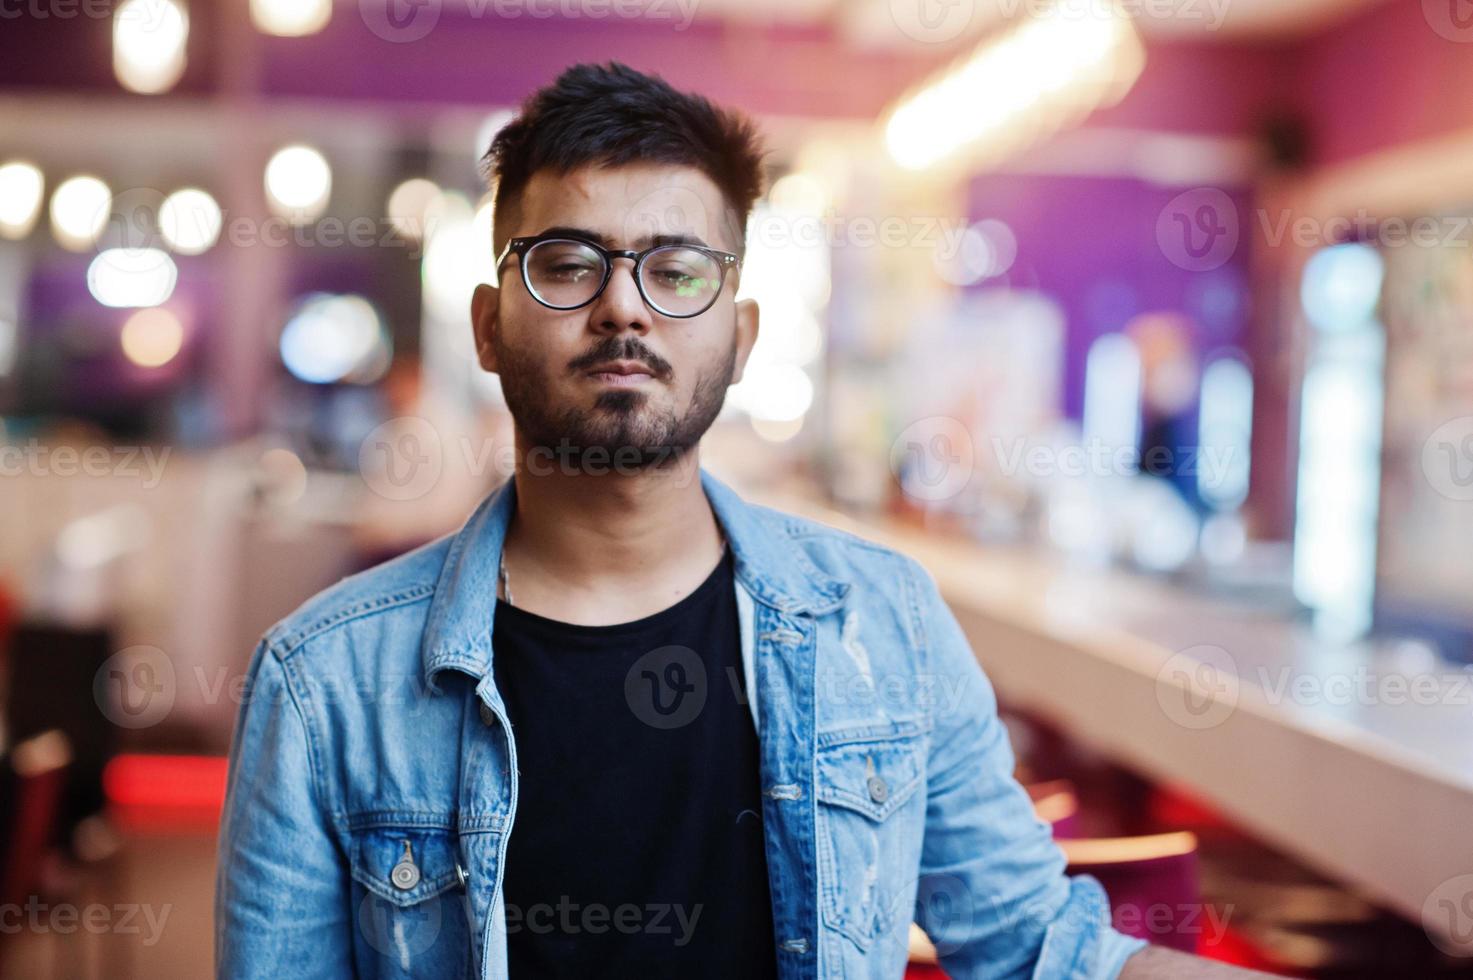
[481,61,768,258]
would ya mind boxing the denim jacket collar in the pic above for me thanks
[420,465,850,691]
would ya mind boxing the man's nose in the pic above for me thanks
[588,257,651,334]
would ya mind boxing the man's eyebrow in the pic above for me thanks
[534,227,711,250]
[537,226,610,246]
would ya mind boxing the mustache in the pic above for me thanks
[569,339,672,379]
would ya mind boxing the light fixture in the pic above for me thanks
[0,161,44,239]
[51,175,112,251]
[883,0,1144,173]
[250,0,330,37]
[265,145,332,223]
[113,0,189,94]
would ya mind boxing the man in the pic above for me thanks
[217,62,1272,978]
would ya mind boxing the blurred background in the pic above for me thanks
[2,0,1473,976]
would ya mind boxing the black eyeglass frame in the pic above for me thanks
[494,234,742,319]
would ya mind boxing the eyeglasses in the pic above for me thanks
[495,234,741,319]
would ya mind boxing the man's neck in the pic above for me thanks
[500,443,724,624]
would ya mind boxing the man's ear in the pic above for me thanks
[730,297,760,385]
[471,283,500,373]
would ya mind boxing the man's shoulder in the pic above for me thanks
[744,500,929,598]
[261,533,452,663]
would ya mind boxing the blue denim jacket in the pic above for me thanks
[216,467,1147,979]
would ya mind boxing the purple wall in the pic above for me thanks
[966,174,1251,422]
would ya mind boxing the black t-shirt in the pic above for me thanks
[491,546,778,978]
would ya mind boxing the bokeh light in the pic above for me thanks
[0,161,44,239]
[160,188,223,254]
[120,307,186,367]
[387,178,444,242]
[87,249,180,308]
[1301,242,1385,333]
[265,145,332,223]
[113,0,189,95]
[50,175,112,252]
[279,293,390,385]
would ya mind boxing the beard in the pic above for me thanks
[493,331,736,473]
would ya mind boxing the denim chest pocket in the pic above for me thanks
[347,823,472,979]
[814,722,929,952]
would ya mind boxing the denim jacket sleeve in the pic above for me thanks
[906,558,1148,979]
[215,639,352,978]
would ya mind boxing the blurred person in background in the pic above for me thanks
[215,62,1272,979]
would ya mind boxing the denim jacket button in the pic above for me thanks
[867,775,889,804]
[478,701,495,726]
[390,841,421,890]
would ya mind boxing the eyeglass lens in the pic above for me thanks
[522,239,724,316]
